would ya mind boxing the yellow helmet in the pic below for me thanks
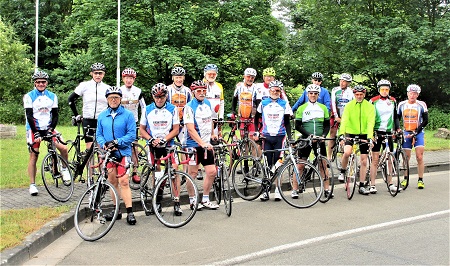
[263,67,276,77]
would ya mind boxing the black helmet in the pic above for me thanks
[32,70,49,81]
[353,85,366,93]
[91,62,106,72]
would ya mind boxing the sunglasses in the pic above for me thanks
[308,92,319,95]
[154,95,166,99]
[34,81,47,84]
[107,96,121,100]
[93,71,105,75]
[312,79,322,82]
[271,90,281,93]
[195,89,207,93]
[379,88,390,92]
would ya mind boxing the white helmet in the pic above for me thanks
[306,84,320,93]
[339,73,352,82]
[407,84,421,94]
[244,68,257,76]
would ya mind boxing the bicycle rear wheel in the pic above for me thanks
[396,149,409,190]
[153,171,199,228]
[318,157,335,203]
[85,147,103,187]
[129,142,147,190]
[240,138,260,158]
[41,153,74,202]
[345,155,357,200]
[74,181,119,241]
[222,165,232,216]
[212,175,222,204]
[277,161,323,208]
[231,156,263,201]
[384,153,400,197]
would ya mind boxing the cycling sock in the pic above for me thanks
[340,169,346,173]
[404,176,408,180]
[360,182,365,187]
[126,207,132,214]
[202,195,210,202]
[418,177,423,182]
[189,197,194,204]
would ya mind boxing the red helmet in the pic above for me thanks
[121,68,136,78]
[190,80,207,91]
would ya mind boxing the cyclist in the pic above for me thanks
[231,68,258,137]
[294,84,332,198]
[202,64,224,135]
[96,86,137,225]
[292,72,331,113]
[24,71,71,196]
[184,80,219,209]
[120,68,146,183]
[329,73,354,181]
[369,79,401,194]
[339,85,375,195]
[139,83,181,215]
[253,80,292,201]
[397,84,428,189]
[68,63,109,150]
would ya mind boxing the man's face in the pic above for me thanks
[122,76,135,88]
[379,86,390,97]
[312,78,322,86]
[91,71,105,83]
[339,79,350,89]
[244,75,256,86]
[269,87,281,99]
[34,79,48,91]
[172,75,185,87]
[407,91,419,102]
[204,71,217,83]
[153,94,167,108]
[354,92,365,102]
[307,91,319,102]
[263,75,274,85]
[193,88,207,101]
[107,94,121,108]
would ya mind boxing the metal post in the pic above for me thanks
[35,0,39,73]
[116,0,121,87]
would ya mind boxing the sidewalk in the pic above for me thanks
[1,150,449,265]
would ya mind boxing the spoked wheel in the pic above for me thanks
[231,156,263,201]
[222,166,232,216]
[331,141,343,171]
[318,157,335,203]
[41,153,74,202]
[345,155,357,200]
[74,181,119,241]
[129,142,148,190]
[277,161,323,209]
[152,171,199,228]
[85,148,103,188]
[212,175,222,204]
[396,150,409,190]
[383,153,400,197]
[239,138,261,158]
[139,163,155,216]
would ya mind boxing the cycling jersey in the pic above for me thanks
[233,82,257,119]
[339,99,375,139]
[73,79,109,119]
[331,87,354,118]
[120,85,146,122]
[257,98,292,136]
[295,101,330,136]
[203,80,224,120]
[397,100,428,132]
[166,84,192,121]
[292,87,331,113]
[96,105,136,157]
[140,102,179,146]
[184,98,213,148]
[254,82,292,110]
[370,95,398,132]
[23,88,58,131]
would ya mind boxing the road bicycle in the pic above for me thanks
[211,140,237,216]
[220,118,261,161]
[373,133,400,196]
[140,145,199,228]
[342,136,371,200]
[128,139,148,190]
[395,132,410,190]
[30,133,74,202]
[330,134,345,171]
[74,148,121,241]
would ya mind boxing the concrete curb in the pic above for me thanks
[1,162,449,265]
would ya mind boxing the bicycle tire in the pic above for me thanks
[240,138,260,159]
[212,175,222,204]
[345,155,357,200]
[129,142,147,190]
[152,171,199,228]
[85,147,103,187]
[66,140,81,178]
[385,153,400,197]
[74,181,119,241]
[318,156,335,203]
[139,163,156,216]
[41,153,74,202]
[231,156,264,201]
[396,149,409,190]
[277,161,323,209]
[222,165,232,216]
[331,140,343,171]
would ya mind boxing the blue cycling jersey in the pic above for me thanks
[23,88,58,131]
[183,98,213,148]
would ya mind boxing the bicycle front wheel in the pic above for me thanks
[153,171,199,228]
[345,155,357,200]
[212,175,222,204]
[129,142,148,190]
[317,157,335,203]
[240,138,260,158]
[41,153,74,202]
[74,181,119,241]
[384,153,400,197]
[231,156,264,201]
[277,161,323,209]
[396,149,409,190]
[85,148,103,187]
[139,163,156,216]
[222,165,232,216]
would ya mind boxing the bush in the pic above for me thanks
[427,107,450,130]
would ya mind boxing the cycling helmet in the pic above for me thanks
[204,64,218,73]
[311,72,324,80]
[268,80,284,89]
[306,84,321,93]
[262,67,276,77]
[190,80,207,91]
[151,83,168,97]
[121,68,136,78]
[91,62,106,72]
[32,70,49,81]
[244,68,257,76]
[105,86,122,97]
[353,85,366,93]
[171,66,186,76]
[339,73,352,82]
[377,79,391,88]
[407,84,421,94]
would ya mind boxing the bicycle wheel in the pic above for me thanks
[41,153,74,202]
[345,155,357,200]
[139,163,156,216]
[85,147,103,187]
[277,161,323,209]
[318,157,335,203]
[129,142,148,190]
[74,181,119,241]
[66,140,81,178]
[240,138,260,158]
[384,153,400,197]
[212,175,222,204]
[153,171,199,228]
[222,165,232,216]
[396,149,409,190]
[231,156,264,201]
[331,141,343,171]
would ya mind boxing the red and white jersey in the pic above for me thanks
[234,82,257,119]
[203,80,224,120]
[120,85,146,122]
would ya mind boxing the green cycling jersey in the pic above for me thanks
[340,99,375,139]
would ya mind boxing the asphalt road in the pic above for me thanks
[24,171,449,265]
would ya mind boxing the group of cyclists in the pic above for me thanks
[24,62,428,226]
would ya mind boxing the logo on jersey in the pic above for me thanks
[239,91,253,119]
[172,94,187,120]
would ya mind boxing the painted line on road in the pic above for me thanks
[213,209,450,265]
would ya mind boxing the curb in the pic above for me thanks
[1,162,449,265]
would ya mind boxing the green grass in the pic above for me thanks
[0,125,449,189]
